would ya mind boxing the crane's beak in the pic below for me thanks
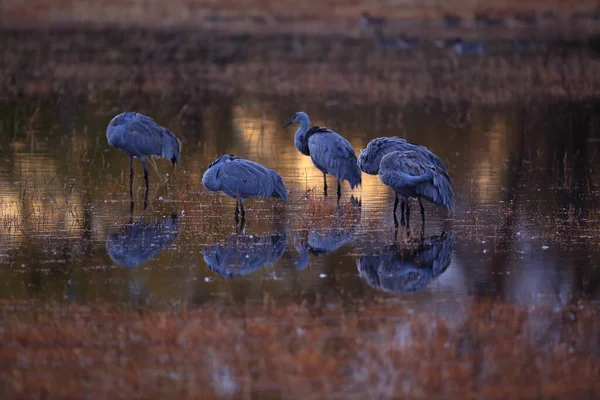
[282,119,294,128]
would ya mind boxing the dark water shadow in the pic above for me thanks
[357,232,455,294]
[203,232,288,279]
[106,213,180,268]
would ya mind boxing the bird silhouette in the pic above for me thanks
[202,154,288,224]
[358,136,452,225]
[106,111,181,209]
[284,111,361,200]
[378,150,454,227]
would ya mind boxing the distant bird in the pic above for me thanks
[360,11,386,31]
[358,136,451,224]
[453,40,486,55]
[433,37,463,49]
[284,111,361,198]
[474,12,505,27]
[396,35,421,50]
[202,154,288,222]
[509,39,544,53]
[511,12,537,26]
[379,150,455,226]
[358,232,454,294]
[106,214,179,268]
[538,10,559,24]
[373,28,419,52]
[106,112,181,204]
[203,232,287,278]
[570,10,599,24]
[443,13,463,28]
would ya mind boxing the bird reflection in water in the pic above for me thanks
[203,232,288,278]
[358,232,454,294]
[106,213,180,268]
[294,196,361,269]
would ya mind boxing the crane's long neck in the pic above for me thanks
[201,165,221,192]
[294,116,311,156]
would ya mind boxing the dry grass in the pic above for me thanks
[2,0,599,31]
[3,26,600,105]
[1,299,599,399]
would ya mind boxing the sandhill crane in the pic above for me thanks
[358,136,452,224]
[378,150,455,227]
[284,111,361,199]
[106,112,181,207]
[202,154,288,224]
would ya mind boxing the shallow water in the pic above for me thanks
[1,93,599,310]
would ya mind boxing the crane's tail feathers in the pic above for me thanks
[269,170,289,202]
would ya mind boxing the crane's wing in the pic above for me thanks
[308,131,361,187]
[400,152,455,211]
[126,113,181,162]
[217,159,273,199]
[268,169,288,201]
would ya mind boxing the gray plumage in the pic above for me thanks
[358,232,454,294]
[284,111,361,197]
[106,111,182,202]
[358,137,453,225]
[357,136,448,177]
[202,154,288,221]
[203,233,288,278]
[379,150,455,215]
[106,214,180,268]
[107,112,181,164]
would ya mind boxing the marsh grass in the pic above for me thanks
[3,26,600,105]
[1,299,599,399]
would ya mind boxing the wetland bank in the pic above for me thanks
[2,2,600,398]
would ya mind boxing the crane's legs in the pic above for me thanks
[323,173,328,196]
[400,197,406,226]
[142,159,149,210]
[129,158,134,201]
[418,198,425,226]
[235,200,246,226]
[405,200,410,228]
[393,194,399,214]
[337,180,341,202]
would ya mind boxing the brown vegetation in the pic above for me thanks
[1,299,599,399]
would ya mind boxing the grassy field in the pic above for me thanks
[2,299,599,399]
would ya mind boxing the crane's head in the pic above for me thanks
[283,111,310,128]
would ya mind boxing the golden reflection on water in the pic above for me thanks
[469,112,515,204]
[0,94,598,304]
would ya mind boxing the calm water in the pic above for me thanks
[1,93,600,309]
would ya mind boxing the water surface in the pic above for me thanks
[1,93,599,311]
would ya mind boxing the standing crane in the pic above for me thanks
[202,154,288,224]
[358,136,452,225]
[284,111,361,199]
[106,112,181,208]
